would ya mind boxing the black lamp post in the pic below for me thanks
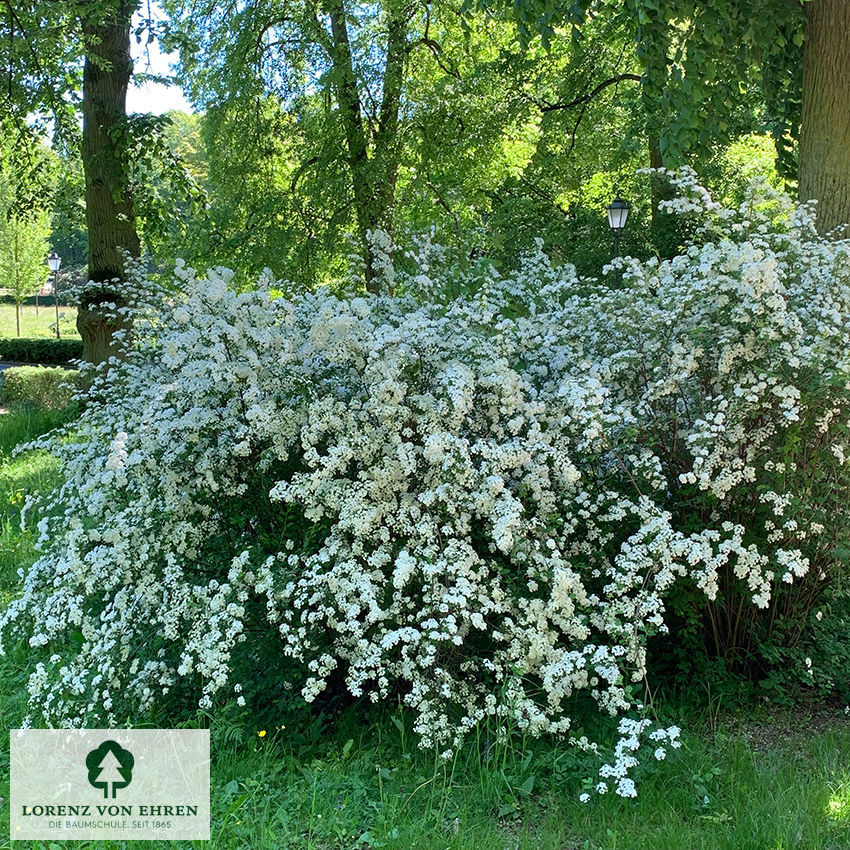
[47,252,61,339]
[606,195,630,282]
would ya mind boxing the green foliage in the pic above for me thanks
[121,112,207,250]
[167,97,350,284]
[159,0,668,279]
[0,142,53,336]
[751,586,850,706]
[0,365,80,410]
[0,2,83,145]
[0,209,50,314]
[4,0,788,289]
[491,0,806,177]
[0,118,85,271]
[152,0,788,282]
[48,148,88,266]
[162,111,208,181]
[701,133,785,207]
[0,120,59,217]
[807,590,850,704]
[0,407,68,608]
[0,338,83,365]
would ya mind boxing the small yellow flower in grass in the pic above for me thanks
[280,725,285,731]
[258,730,266,738]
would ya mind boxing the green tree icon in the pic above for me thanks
[86,740,134,798]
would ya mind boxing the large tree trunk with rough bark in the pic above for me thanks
[798,0,850,236]
[79,0,140,363]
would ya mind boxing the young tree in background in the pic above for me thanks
[0,124,54,335]
[0,210,51,337]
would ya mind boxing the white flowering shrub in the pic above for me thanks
[2,172,849,793]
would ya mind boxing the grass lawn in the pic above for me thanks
[0,303,80,340]
[0,410,847,849]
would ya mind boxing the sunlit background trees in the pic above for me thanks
[4,0,828,306]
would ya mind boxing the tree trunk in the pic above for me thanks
[323,0,406,293]
[648,134,678,259]
[13,230,20,337]
[798,0,850,236]
[324,0,377,292]
[79,0,140,363]
[648,134,665,216]
[371,1,407,246]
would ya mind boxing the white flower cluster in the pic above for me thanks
[1,176,849,796]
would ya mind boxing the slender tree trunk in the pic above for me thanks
[798,0,850,236]
[323,0,407,293]
[13,231,20,337]
[79,0,140,363]
[324,0,377,291]
[372,1,407,239]
[648,133,678,258]
[648,134,665,216]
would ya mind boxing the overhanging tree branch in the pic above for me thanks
[539,72,641,112]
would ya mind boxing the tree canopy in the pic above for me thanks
[4,0,847,300]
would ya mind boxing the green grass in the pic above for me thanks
[0,303,80,340]
[0,409,847,850]
[1,700,847,850]
[0,407,68,606]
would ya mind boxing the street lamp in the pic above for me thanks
[47,252,61,340]
[606,195,630,260]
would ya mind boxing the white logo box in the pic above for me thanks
[10,729,210,841]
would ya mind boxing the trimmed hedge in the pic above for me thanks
[0,365,81,410]
[0,338,82,365]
